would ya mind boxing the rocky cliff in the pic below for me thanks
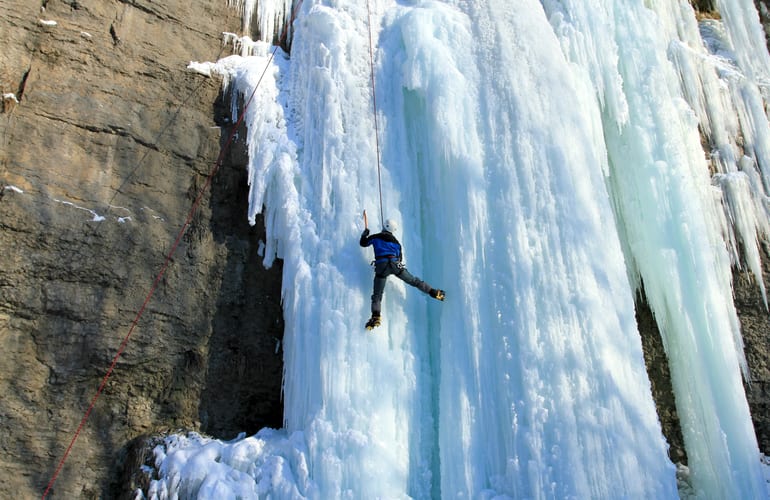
[0,1,283,497]
[0,1,767,499]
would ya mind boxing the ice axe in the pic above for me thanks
[363,209,368,230]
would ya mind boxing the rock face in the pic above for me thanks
[0,1,768,499]
[0,1,283,497]
[735,265,770,455]
[758,0,770,47]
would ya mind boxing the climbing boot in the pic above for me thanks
[430,289,445,301]
[365,313,381,330]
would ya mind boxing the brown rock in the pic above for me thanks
[734,257,770,455]
[0,0,283,497]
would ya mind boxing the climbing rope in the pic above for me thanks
[41,9,300,497]
[366,0,385,228]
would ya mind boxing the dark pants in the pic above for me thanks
[371,259,432,315]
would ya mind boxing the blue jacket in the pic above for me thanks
[360,229,402,262]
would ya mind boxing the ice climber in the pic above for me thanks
[360,214,445,330]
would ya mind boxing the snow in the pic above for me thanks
[54,199,106,222]
[38,19,57,27]
[2,182,162,224]
[149,0,770,498]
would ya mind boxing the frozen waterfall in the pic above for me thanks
[148,0,769,498]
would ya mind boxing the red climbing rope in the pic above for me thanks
[41,28,289,500]
[366,0,385,228]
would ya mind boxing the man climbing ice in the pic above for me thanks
[360,211,445,330]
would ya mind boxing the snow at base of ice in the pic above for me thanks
[147,0,770,498]
[144,430,312,500]
[144,436,770,499]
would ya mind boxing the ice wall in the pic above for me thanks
[376,0,678,497]
[542,0,767,496]
[227,0,294,41]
